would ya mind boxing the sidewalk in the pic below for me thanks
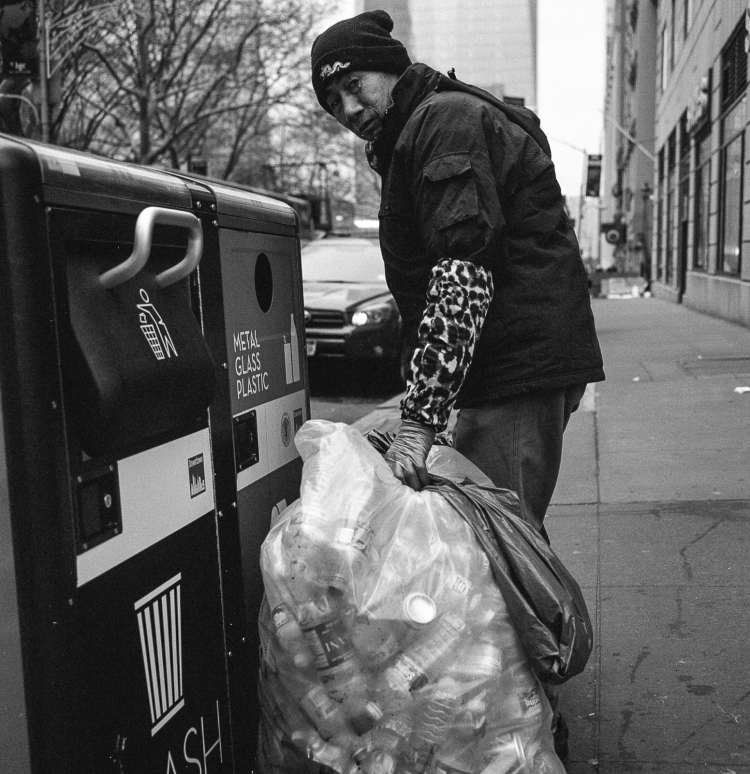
[353,297,750,773]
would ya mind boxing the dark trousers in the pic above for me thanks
[453,382,588,725]
[453,382,587,538]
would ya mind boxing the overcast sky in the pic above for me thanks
[324,1,607,198]
[537,0,606,197]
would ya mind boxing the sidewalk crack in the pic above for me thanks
[678,519,722,581]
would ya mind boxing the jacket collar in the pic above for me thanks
[366,63,442,175]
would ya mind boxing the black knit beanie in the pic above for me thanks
[311,10,411,114]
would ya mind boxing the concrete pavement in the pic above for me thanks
[352,297,750,773]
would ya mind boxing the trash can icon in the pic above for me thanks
[135,574,184,736]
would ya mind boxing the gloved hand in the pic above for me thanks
[384,420,436,490]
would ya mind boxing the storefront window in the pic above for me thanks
[719,99,745,275]
[693,133,711,270]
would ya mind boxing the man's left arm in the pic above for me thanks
[385,127,505,488]
[384,258,493,489]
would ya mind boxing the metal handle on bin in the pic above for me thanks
[99,207,204,289]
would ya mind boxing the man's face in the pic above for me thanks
[324,70,398,141]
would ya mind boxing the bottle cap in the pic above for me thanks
[403,593,437,627]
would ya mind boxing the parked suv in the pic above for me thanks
[301,235,410,385]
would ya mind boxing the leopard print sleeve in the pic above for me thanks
[400,259,494,432]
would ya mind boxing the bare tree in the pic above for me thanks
[52,0,332,171]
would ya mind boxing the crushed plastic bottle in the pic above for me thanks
[272,602,314,669]
[400,678,461,774]
[381,614,468,696]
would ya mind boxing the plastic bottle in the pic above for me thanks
[477,731,527,774]
[280,668,350,741]
[453,691,488,740]
[431,739,479,774]
[284,501,377,594]
[349,613,400,668]
[299,593,378,733]
[359,748,397,774]
[292,727,359,774]
[400,678,461,774]
[380,614,468,696]
[272,602,314,669]
[484,656,544,734]
[438,568,475,618]
[451,638,503,682]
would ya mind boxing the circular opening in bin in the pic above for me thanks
[255,253,273,312]
[403,593,436,627]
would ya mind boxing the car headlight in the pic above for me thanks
[351,302,394,326]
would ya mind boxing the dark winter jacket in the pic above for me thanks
[370,63,604,407]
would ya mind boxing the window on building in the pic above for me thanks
[720,19,748,110]
[719,100,744,276]
[693,130,711,270]
[660,26,669,92]
[717,20,748,277]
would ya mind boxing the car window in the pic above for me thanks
[301,240,386,283]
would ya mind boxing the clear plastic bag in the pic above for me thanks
[257,420,566,774]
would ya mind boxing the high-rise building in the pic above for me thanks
[356,0,537,107]
[356,0,413,51]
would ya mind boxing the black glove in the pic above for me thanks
[384,420,436,490]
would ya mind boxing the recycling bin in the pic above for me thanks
[0,136,309,774]
[173,174,311,768]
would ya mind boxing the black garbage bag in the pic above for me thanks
[426,473,593,685]
[370,429,593,686]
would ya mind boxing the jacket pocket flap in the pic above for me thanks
[424,153,472,182]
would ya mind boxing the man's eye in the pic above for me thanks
[329,95,341,111]
[346,78,361,94]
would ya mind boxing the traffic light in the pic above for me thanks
[585,154,602,198]
[0,0,39,78]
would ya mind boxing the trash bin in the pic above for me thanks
[0,137,309,774]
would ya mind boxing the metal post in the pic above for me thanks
[37,0,50,143]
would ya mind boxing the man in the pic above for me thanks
[311,10,605,762]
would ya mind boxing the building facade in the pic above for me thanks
[356,0,413,51]
[601,0,657,274]
[409,0,537,107]
[652,0,750,327]
[357,0,537,106]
